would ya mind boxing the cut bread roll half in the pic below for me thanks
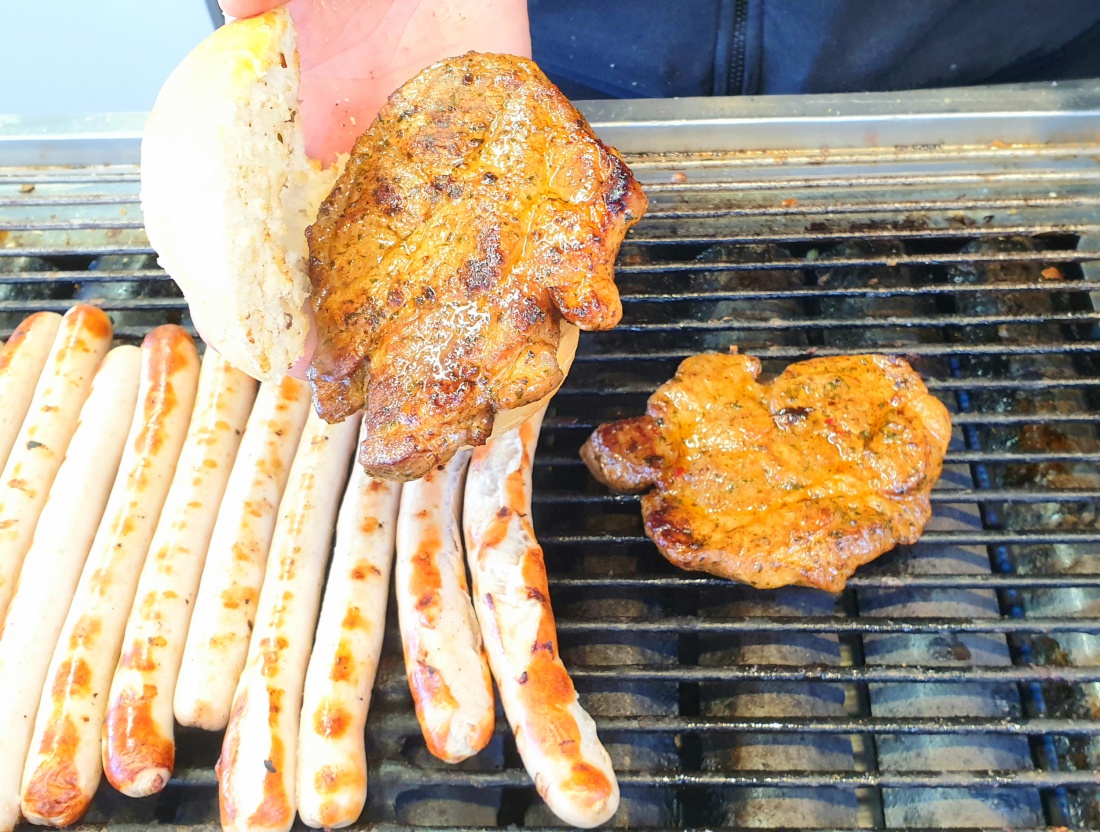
[141,8,338,382]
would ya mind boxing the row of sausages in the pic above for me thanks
[0,306,618,831]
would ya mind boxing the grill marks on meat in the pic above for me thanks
[581,353,952,592]
[306,53,647,481]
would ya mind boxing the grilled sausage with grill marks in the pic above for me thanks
[175,377,311,730]
[0,305,113,622]
[297,418,400,829]
[0,346,140,832]
[103,351,257,797]
[0,312,62,473]
[19,326,199,828]
[217,411,360,832]
[465,410,619,828]
[394,450,494,764]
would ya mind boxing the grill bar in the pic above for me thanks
[169,765,1100,790]
[642,196,1100,220]
[542,531,1100,546]
[621,283,1100,301]
[0,245,155,257]
[4,189,1095,211]
[615,311,1100,332]
[542,413,1100,429]
[570,343,1100,361]
[615,250,1098,272]
[0,276,1092,302]
[566,666,1100,683]
[536,451,1100,466]
[0,270,166,283]
[559,379,1100,393]
[554,617,1100,635]
[0,194,140,207]
[534,488,1100,504]
[366,713,1100,736]
[0,298,188,312]
[10,301,1099,328]
[546,574,1100,590]
[1,219,147,231]
[637,170,1100,190]
[6,246,1096,268]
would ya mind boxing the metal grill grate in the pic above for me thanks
[4,83,1100,831]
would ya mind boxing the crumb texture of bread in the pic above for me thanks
[141,9,336,381]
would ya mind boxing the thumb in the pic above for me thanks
[218,0,289,20]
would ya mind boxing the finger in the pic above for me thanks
[285,326,315,380]
[218,0,289,20]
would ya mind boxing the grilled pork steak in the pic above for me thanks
[306,52,647,481]
[581,353,952,592]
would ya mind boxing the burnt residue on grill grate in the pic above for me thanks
[4,138,1100,832]
[694,585,860,828]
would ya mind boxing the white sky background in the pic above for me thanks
[1,1,217,116]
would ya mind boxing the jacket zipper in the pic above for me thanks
[727,0,751,95]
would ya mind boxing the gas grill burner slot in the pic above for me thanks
[3,86,1100,831]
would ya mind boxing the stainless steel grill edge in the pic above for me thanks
[3,80,1100,831]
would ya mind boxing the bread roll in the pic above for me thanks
[141,9,337,382]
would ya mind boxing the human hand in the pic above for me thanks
[219,0,532,164]
[213,0,530,379]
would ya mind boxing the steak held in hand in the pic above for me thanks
[306,52,647,482]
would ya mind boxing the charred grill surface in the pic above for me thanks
[5,116,1100,831]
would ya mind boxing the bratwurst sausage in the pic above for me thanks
[20,326,199,828]
[217,411,360,832]
[0,345,140,832]
[395,450,494,764]
[464,410,619,829]
[0,311,62,473]
[0,305,113,622]
[175,377,311,730]
[297,416,400,829]
[103,350,257,796]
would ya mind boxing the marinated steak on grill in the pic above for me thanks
[581,353,952,592]
[306,52,647,482]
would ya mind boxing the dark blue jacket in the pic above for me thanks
[529,0,1100,99]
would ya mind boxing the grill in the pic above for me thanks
[3,80,1100,831]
